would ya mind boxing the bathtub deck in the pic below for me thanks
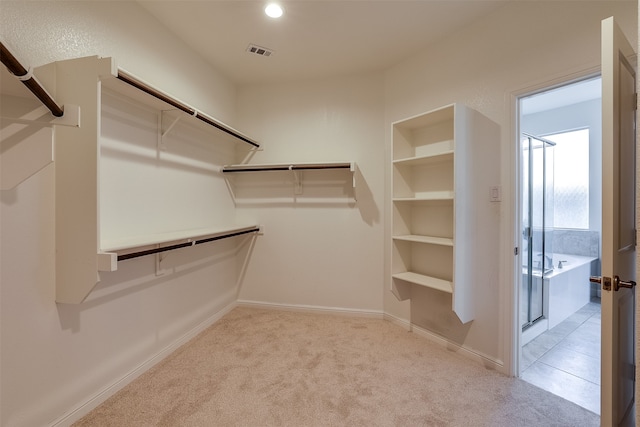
[546,255,597,329]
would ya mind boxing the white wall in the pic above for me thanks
[383,1,637,368]
[235,74,385,312]
[0,2,243,426]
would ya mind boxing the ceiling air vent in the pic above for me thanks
[246,44,274,57]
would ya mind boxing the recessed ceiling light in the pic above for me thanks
[265,3,284,19]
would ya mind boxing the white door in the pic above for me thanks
[600,16,637,426]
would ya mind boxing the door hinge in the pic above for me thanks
[514,247,519,256]
[634,93,638,110]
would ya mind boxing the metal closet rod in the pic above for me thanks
[223,164,353,172]
[0,42,64,117]
[117,226,260,262]
[116,70,260,149]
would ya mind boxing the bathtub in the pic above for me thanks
[523,253,598,342]
[545,254,598,328]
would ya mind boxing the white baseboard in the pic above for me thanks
[49,300,238,427]
[410,323,505,372]
[236,299,384,319]
[382,312,411,331]
[380,314,504,371]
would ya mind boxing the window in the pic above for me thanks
[545,129,590,229]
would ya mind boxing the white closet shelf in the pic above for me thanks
[222,162,357,196]
[392,191,454,202]
[392,150,454,166]
[101,224,260,253]
[221,161,355,172]
[101,68,260,149]
[393,235,454,246]
[96,225,260,272]
[392,272,453,294]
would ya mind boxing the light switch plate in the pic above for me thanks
[490,186,502,202]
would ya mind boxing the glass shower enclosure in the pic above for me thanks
[521,133,555,331]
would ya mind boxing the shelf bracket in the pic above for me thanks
[290,166,303,194]
[159,110,187,150]
[161,110,182,138]
[155,249,168,276]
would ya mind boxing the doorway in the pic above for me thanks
[517,76,603,414]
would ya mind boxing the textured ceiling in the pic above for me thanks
[137,0,510,85]
[1,1,600,111]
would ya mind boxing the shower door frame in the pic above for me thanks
[521,133,555,332]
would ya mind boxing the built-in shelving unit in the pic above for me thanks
[51,56,262,304]
[390,103,499,324]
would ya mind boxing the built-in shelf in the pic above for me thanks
[102,224,260,253]
[222,161,357,196]
[390,103,499,324]
[392,272,453,294]
[222,161,355,173]
[392,235,454,246]
[392,192,455,202]
[104,68,260,149]
[392,151,454,166]
[98,225,260,268]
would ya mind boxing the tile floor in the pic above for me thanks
[521,299,601,415]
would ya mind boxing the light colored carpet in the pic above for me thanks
[75,307,600,426]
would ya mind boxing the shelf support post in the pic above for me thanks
[290,166,303,194]
[155,250,168,276]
